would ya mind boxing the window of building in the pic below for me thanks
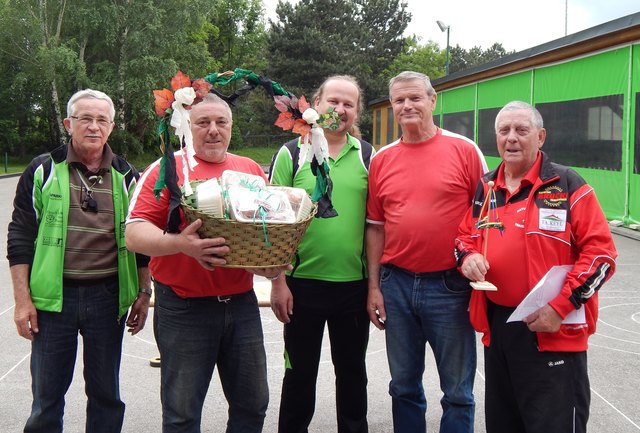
[442,111,474,141]
[478,108,501,157]
[374,108,381,147]
[386,107,395,144]
[536,95,623,171]
[588,105,622,141]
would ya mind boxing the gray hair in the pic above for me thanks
[388,71,436,97]
[67,89,115,121]
[191,93,233,120]
[495,101,544,130]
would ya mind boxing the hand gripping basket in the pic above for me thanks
[181,190,317,268]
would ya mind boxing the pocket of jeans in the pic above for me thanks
[155,284,190,311]
[443,271,472,294]
[379,265,393,284]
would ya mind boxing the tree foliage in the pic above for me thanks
[268,0,360,92]
[382,37,446,82]
[449,42,515,74]
[204,0,280,148]
[208,0,267,71]
[0,0,222,158]
[266,0,410,138]
[0,0,517,160]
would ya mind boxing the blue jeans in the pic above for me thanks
[154,282,268,433]
[25,279,126,433]
[380,265,476,433]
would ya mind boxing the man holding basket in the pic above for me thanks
[126,92,288,433]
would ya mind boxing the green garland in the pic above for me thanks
[153,68,337,233]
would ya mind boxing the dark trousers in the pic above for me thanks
[278,277,369,433]
[485,302,590,433]
[153,283,268,433]
[25,281,125,433]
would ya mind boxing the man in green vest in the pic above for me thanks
[7,89,151,433]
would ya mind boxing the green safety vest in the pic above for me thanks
[29,148,140,317]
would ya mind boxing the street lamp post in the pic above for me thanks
[437,20,450,75]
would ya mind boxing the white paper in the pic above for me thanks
[507,265,585,324]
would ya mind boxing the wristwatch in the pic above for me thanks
[138,287,153,296]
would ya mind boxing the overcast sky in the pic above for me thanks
[263,0,639,52]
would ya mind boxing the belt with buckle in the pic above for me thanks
[214,291,252,303]
[385,263,457,279]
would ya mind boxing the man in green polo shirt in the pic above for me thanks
[269,75,374,433]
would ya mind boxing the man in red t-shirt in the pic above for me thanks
[126,94,289,433]
[366,71,487,433]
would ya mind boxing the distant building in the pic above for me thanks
[369,12,640,226]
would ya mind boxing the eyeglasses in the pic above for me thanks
[70,116,113,128]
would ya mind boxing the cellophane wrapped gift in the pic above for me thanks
[192,170,314,224]
[220,170,297,223]
[268,186,313,221]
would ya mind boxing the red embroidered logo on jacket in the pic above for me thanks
[537,186,568,208]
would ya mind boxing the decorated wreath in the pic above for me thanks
[152,69,340,233]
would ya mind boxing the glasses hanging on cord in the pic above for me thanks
[76,168,100,213]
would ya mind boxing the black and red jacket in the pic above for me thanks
[455,151,617,352]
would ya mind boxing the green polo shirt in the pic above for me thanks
[270,134,372,281]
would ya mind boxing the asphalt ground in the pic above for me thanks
[1,174,639,432]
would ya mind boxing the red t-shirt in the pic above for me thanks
[367,129,486,273]
[128,151,268,297]
[484,155,542,306]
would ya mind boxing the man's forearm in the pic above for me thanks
[10,264,32,303]
[366,224,384,289]
[126,221,183,257]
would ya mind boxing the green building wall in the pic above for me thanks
[433,43,640,225]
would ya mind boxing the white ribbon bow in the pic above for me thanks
[298,108,329,169]
[170,87,197,196]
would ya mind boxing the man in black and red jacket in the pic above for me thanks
[455,100,617,433]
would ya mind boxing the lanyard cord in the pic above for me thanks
[76,168,93,196]
[75,167,103,213]
[75,168,102,194]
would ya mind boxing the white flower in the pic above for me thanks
[302,108,320,125]
[174,87,196,106]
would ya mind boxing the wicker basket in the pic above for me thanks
[181,195,317,268]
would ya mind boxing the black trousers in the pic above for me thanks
[278,277,369,433]
[485,302,590,433]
